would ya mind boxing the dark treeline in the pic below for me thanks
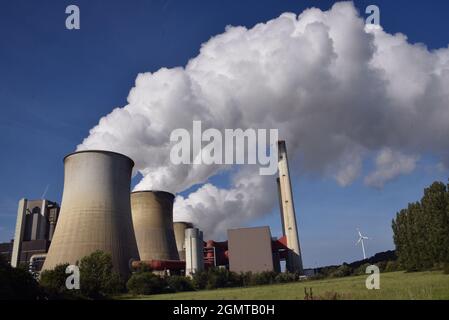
[392,181,449,271]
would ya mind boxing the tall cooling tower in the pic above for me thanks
[173,221,193,260]
[42,151,139,277]
[131,191,179,261]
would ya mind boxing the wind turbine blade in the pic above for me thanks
[356,238,361,245]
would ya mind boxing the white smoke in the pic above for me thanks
[364,148,419,188]
[78,2,449,239]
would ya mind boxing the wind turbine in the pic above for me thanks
[356,228,369,260]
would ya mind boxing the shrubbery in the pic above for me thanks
[274,272,299,283]
[39,250,124,299]
[124,267,302,296]
[384,260,400,273]
[191,268,298,290]
[0,255,42,300]
[166,275,194,292]
[329,263,352,278]
[40,263,83,299]
[444,263,449,275]
[78,250,124,299]
[127,272,167,295]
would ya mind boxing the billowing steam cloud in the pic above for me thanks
[78,2,449,239]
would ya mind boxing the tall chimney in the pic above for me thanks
[277,140,303,273]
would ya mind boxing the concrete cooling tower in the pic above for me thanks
[173,221,193,260]
[42,150,139,277]
[131,191,179,261]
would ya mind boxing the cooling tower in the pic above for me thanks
[131,191,179,261]
[173,221,193,260]
[42,150,139,277]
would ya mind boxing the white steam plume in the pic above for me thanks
[78,2,449,239]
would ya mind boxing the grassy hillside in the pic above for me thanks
[119,271,449,300]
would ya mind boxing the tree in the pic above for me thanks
[126,272,167,295]
[392,180,449,271]
[0,254,41,300]
[78,250,124,299]
[40,263,71,299]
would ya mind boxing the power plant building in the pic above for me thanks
[10,198,60,270]
[42,150,139,277]
[131,191,179,261]
[7,140,304,277]
[185,227,204,277]
[228,226,279,273]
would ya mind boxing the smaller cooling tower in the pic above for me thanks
[42,150,139,278]
[173,221,193,260]
[131,191,179,261]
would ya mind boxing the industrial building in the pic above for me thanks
[0,240,13,264]
[10,199,60,271]
[228,226,278,273]
[8,140,304,278]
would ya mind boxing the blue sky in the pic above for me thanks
[0,0,448,267]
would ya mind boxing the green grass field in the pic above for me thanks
[119,271,449,300]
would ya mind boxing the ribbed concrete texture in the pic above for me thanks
[173,221,193,260]
[42,151,139,278]
[131,191,179,261]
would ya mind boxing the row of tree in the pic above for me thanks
[392,181,449,271]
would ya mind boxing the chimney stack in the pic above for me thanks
[277,140,303,273]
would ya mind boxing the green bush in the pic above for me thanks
[192,270,209,290]
[384,260,400,273]
[376,261,387,272]
[353,263,370,275]
[248,271,277,285]
[126,272,167,295]
[191,268,243,290]
[274,272,298,283]
[0,255,42,300]
[443,263,449,275]
[206,268,232,289]
[330,264,352,278]
[79,250,124,299]
[39,263,83,299]
[167,275,194,292]
[190,269,299,291]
